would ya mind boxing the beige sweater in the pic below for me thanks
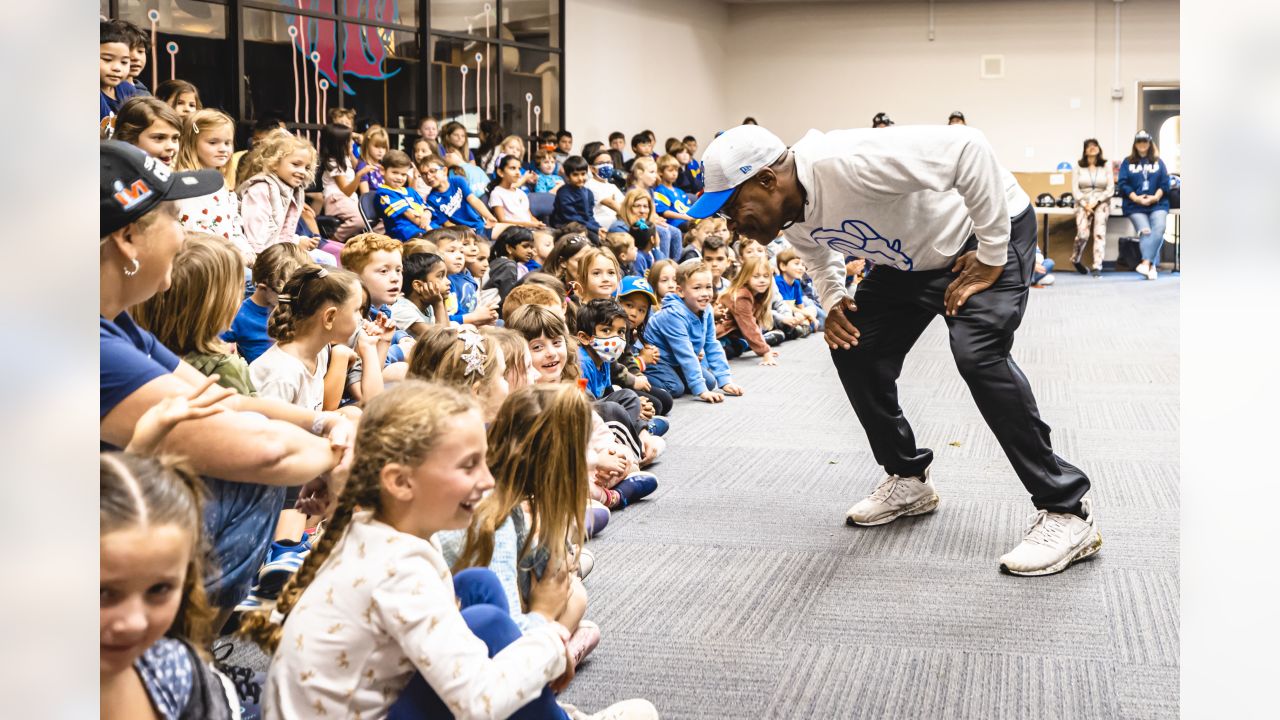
[1072,163,1114,207]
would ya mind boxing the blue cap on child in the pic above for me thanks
[618,276,658,306]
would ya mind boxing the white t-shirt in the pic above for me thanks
[390,295,434,331]
[487,185,534,223]
[249,344,329,411]
[782,125,1031,312]
[322,160,355,199]
[586,177,624,229]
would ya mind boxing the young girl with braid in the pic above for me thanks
[241,381,657,720]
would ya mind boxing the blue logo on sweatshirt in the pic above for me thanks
[811,220,914,271]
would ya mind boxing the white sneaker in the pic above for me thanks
[845,468,940,526]
[1134,260,1151,276]
[1145,266,1158,281]
[561,699,660,720]
[999,498,1102,576]
[1038,273,1055,286]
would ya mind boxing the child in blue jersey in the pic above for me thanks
[683,135,704,188]
[532,150,565,194]
[774,247,823,332]
[644,259,745,402]
[654,155,695,229]
[224,243,312,364]
[418,154,497,237]
[376,150,434,241]
[433,228,500,326]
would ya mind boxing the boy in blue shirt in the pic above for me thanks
[644,259,744,402]
[100,20,141,129]
[419,154,498,237]
[432,228,499,326]
[376,150,434,241]
[774,247,823,332]
[550,155,601,236]
[654,155,695,229]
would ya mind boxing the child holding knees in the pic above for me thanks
[392,251,450,337]
[715,255,782,365]
[486,226,538,307]
[377,149,435,241]
[773,248,822,334]
[154,78,202,119]
[100,453,240,720]
[646,259,678,302]
[616,277,672,417]
[643,259,744,402]
[435,384,601,671]
[114,96,183,165]
[238,132,340,265]
[224,243,312,364]
[175,109,251,263]
[434,228,499,326]
[242,381,657,719]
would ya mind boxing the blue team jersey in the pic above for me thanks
[377,184,432,241]
[426,176,486,233]
[653,184,692,228]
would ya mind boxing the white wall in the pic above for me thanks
[563,0,1178,172]
[722,0,1178,171]
[564,0,729,153]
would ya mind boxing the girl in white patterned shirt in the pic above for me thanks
[175,109,252,263]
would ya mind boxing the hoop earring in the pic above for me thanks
[123,258,140,277]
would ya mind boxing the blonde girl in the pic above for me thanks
[113,96,182,165]
[238,132,339,264]
[154,78,202,118]
[357,126,390,193]
[646,259,678,301]
[715,255,781,366]
[574,246,622,302]
[100,452,239,719]
[625,155,658,194]
[174,109,251,261]
[407,324,510,423]
[443,385,601,667]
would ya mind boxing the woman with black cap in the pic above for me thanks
[1118,130,1171,280]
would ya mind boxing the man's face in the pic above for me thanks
[702,247,729,280]
[722,172,788,243]
[557,135,573,154]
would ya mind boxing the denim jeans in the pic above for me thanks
[388,568,568,720]
[1128,209,1168,264]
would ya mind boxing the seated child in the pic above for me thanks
[101,453,239,720]
[486,226,538,309]
[616,276,672,419]
[391,251,450,336]
[377,149,435,241]
[490,155,545,228]
[243,382,659,719]
[420,153,497,237]
[653,154,694,230]
[550,156,600,237]
[224,243,311,364]
[532,149,565,194]
[715,255,782,365]
[643,259,745,402]
[605,231,638,277]
[774,248,823,332]
[341,232,414,369]
[468,237,492,287]
[646,259,679,302]
[433,228,499,326]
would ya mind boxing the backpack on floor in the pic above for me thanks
[1117,237,1143,270]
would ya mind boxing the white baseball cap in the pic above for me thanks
[687,124,788,219]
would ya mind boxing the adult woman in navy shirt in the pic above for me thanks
[1117,130,1171,280]
[99,141,351,622]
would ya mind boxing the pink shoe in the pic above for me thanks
[567,620,601,667]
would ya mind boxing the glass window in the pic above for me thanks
[243,7,338,127]
[501,49,559,142]
[430,35,497,133]
[430,0,495,38]
[502,0,559,47]
[342,23,422,134]
[344,0,418,27]
[117,1,231,110]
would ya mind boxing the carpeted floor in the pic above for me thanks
[558,271,1179,719]
[222,271,1179,719]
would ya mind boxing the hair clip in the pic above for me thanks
[192,123,200,135]
[276,293,292,304]
[457,327,487,378]
[316,267,329,278]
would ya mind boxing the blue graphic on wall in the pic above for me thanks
[811,220,914,271]
[284,0,402,95]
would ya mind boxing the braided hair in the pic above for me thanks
[267,265,359,344]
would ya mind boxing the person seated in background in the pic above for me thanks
[100,19,141,128]
[420,154,497,238]
[551,156,601,238]
[377,150,434,241]
[872,112,894,128]
[1071,138,1113,277]
[1118,130,1171,281]
[1032,249,1056,287]
[489,155,545,228]
[624,132,655,172]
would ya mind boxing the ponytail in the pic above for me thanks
[267,265,358,343]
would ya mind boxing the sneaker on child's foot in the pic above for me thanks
[615,473,658,507]
[646,416,670,437]
[763,330,785,347]
[257,534,311,589]
[585,503,610,539]
[1134,260,1151,277]
[1145,266,1158,281]
[567,620,601,667]
[845,468,939,527]
[561,699,660,720]
[577,546,596,579]
[999,498,1102,576]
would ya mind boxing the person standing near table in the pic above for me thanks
[1072,138,1114,277]
[687,124,1100,576]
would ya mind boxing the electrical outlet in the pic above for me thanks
[1111,86,1124,99]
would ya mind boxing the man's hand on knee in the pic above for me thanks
[824,297,860,350]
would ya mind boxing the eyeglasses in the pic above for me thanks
[714,184,745,222]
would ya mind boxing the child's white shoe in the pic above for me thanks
[561,698,660,720]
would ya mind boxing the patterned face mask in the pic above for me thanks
[590,335,626,363]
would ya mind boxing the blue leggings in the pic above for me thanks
[656,224,683,262]
[388,568,568,720]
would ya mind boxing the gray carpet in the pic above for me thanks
[559,271,1179,719]
[221,271,1179,718]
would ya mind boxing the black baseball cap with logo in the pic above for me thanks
[100,140,224,236]
[872,112,894,127]
[949,111,966,122]
[1133,130,1153,142]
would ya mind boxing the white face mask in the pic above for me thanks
[590,335,626,363]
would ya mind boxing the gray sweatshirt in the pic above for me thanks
[782,125,1031,313]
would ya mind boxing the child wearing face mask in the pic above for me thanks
[643,259,745,402]
[239,133,341,265]
[585,149,625,230]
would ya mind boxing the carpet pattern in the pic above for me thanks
[560,272,1179,719]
